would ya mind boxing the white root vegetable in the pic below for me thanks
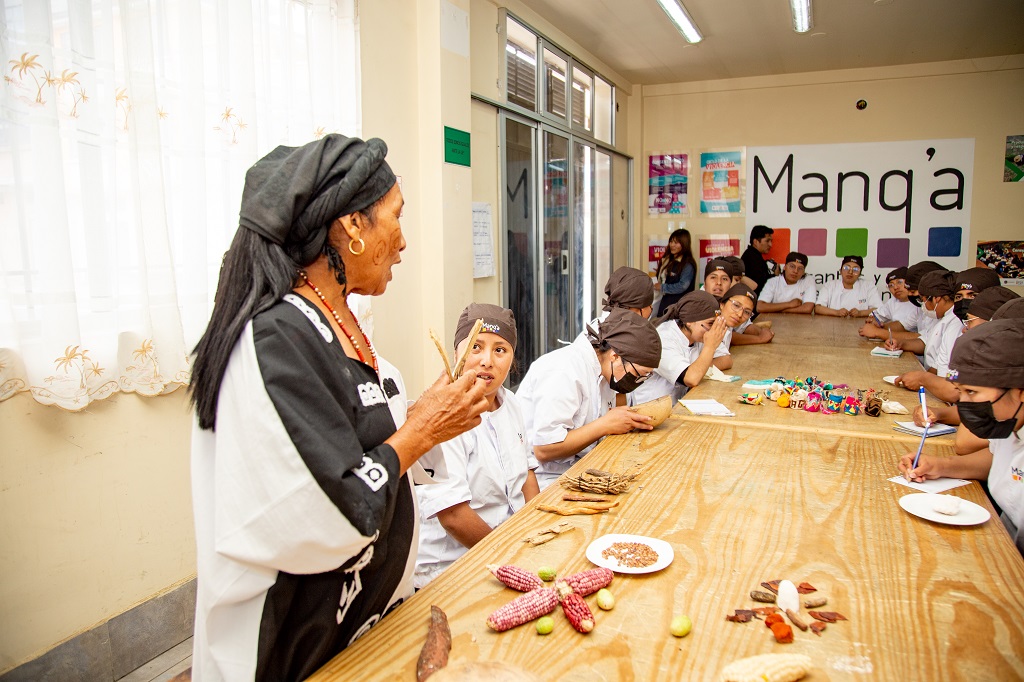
[720,653,812,682]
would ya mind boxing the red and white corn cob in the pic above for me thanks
[485,588,558,632]
[487,564,544,592]
[561,567,613,596]
[556,580,595,633]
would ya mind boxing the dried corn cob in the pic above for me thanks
[720,653,812,682]
[485,588,558,632]
[487,564,543,592]
[556,580,595,633]
[561,567,614,596]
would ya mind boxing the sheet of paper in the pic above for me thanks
[472,202,495,278]
[893,421,957,436]
[888,475,972,494]
[679,399,735,416]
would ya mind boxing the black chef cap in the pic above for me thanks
[947,320,1024,387]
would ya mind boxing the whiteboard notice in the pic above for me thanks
[472,202,495,278]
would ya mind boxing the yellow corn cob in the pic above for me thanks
[720,653,812,682]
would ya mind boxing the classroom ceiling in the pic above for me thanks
[515,0,1024,85]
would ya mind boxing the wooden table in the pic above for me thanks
[753,314,885,350]
[311,418,1024,681]
[698,316,955,445]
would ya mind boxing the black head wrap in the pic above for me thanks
[587,308,661,368]
[947,320,1024,387]
[954,267,1000,294]
[602,267,655,311]
[905,261,948,290]
[704,258,731,281]
[841,255,864,270]
[238,134,396,264]
[722,283,758,305]
[969,287,1019,321]
[722,256,745,279]
[992,297,1024,321]
[886,267,908,284]
[918,270,956,298]
[785,252,808,267]
[454,303,517,350]
[656,291,720,326]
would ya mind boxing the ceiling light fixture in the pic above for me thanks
[790,0,813,33]
[655,0,703,44]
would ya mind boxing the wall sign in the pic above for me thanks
[444,126,471,167]
[745,139,974,287]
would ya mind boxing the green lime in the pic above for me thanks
[536,615,555,635]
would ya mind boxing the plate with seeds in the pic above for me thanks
[585,534,674,574]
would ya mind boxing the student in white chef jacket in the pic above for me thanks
[901,320,1024,557]
[859,266,921,341]
[757,251,816,315]
[711,283,763,371]
[887,270,963,403]
[516,308,663,490]
[415,304,539,587]
[633,291,728,404]
[814,255,882,317]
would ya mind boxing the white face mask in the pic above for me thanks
[923,307,938,320]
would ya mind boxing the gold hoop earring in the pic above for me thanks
[348,238,365,256]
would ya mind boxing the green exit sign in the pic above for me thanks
[444,126,471,167]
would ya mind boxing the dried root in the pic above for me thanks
[560,465,643,495]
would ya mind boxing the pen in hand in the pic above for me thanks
[907,387,930,480]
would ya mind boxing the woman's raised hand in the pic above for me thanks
[406,370,489,447]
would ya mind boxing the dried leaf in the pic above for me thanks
[725,610,756,623]
[797,582,817,594]
[760,580,781,594]
[809,611,847,623]
[810,621,827,636]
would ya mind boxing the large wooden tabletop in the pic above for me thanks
[693,315,955,444]
[311,416,1024,681]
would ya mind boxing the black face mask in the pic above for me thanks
[957,391,1022,440]
[608,361,646,394]
[953,298,972,322]
[908,294,922,308]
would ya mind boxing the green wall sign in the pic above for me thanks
[444,126,471,167]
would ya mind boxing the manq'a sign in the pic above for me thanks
[745,139,974,287]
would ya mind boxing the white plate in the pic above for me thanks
[883,375,899,385]
[899,493,991,526]
[585,534,674,574]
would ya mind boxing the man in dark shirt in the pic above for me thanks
[741,225,775,295]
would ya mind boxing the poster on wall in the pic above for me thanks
[696,234,741,289]
[977,241,1024,286]
[1005,135,1024,182]
[700,149,745,217]
[648,153,689,216]
[745,139,974,291]
[648,235,669,277]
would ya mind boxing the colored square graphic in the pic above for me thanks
[835,228,868,258]
[797,228,828,256]
[928,227,963,258]
[876,238,910,268]
[764,228,791,265]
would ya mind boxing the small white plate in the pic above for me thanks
[883,375,899,385]
[899,493,991,526]
[585,534,674,574]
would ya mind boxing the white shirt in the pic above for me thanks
[874,297,921,332]
[921,310,963,377]
[989,430,1024,555]
[760,275,817,305]
[515,334,616,490]
[633,321,703,404]
[414,388,534,587]
[714,328,733,359]
[816,279,883,311]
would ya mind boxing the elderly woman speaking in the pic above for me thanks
[189,135,488,681]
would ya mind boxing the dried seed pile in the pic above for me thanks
[601,541,659,568]
[560,467,643,495]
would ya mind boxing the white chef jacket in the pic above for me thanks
[989,429,1024,556]
[816,279,883,311]
[921,310,963,377]
[414,387,535,587]
[633,320,703,403]
[516,334,616,490]
[759,275,817,305]
[874,297,921,332]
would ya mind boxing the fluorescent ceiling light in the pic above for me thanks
[655,0,703,44]
[790,0,813,33]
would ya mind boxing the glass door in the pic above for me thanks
[502,116,537,386]
[542,130,572,350]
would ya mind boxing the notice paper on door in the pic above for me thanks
[472,202,495,278]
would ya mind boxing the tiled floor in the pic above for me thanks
[117,638,191,682]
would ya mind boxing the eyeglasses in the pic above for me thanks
[623,358,652,384]
[727,299,754,319]
[887,279,905,288]
[841,265,861,273]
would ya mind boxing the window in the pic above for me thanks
[571,67,593,133]
[505,18,536,111]
[543,48,568,120]
[594,77,613,144]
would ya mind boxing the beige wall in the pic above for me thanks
[635,57,1024,286]
[0,391,194,671]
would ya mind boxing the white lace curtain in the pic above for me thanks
[0,0,360,410]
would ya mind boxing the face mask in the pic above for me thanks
[923,306,938,320]
[908,295,922,308]
[608,360,645,394]
[953,298,972,322]
[957,392,1022,440]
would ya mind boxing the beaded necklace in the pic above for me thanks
[299,271,378,372]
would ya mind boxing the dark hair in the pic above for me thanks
[750,225,774,243]
[657,228,697,288]
[190,202,383,430]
